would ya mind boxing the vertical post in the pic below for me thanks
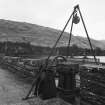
[77,5,97,64]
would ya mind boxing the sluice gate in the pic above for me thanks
[56,63,79,104]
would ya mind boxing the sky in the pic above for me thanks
[0,0,105,40]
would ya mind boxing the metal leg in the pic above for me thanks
[66,11,74,58]
[77,5,97,64]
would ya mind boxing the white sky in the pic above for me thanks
[0,0,105,40]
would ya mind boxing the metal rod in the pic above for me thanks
[77,5,97,64]
[22,65,43,100]
[66,12,74,58]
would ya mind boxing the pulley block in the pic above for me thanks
[73,13,80,24]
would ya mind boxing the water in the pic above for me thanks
[76,56,105,63]
[95,56,105,63]
[88,56,105,63]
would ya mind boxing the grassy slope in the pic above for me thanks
[0,19,105,49]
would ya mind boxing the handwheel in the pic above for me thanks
[53,55,67,65]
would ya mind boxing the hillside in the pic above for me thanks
[0,19,105,49]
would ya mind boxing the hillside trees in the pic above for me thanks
[0,42,104,57]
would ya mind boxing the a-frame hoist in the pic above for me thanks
[23,4,97,104]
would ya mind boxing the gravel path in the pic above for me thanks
[0,67,71,105]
